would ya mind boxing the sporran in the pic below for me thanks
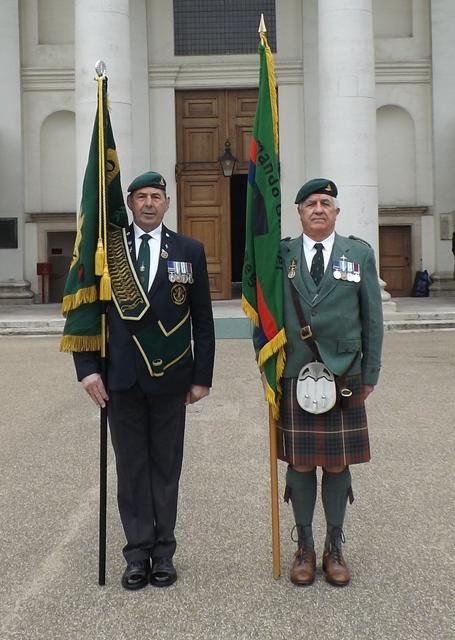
[296,361,337,414]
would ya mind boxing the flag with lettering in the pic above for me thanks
[241,29,286,419]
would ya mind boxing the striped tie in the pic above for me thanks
[310,243,324,286]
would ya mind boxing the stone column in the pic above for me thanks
[318,0,393,307]
[429,0,455,296]
[318,0,378,252]
[0,0,33,304]
[75,0,132,206]
[303,0,320,181]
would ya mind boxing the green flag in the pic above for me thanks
[241,31,286,420]
[60,75,128,352]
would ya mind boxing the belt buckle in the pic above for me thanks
[300,325,312,341]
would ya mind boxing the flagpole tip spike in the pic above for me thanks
[258,13,267,34]
[95,60,107,77]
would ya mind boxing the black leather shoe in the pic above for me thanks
[121,560,150,590]
[150,557,177,587]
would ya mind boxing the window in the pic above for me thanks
[0,219,18,249]
[173,0,276,55]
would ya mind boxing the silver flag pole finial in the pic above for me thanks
[95,60,107,77]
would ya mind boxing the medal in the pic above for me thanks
[167,261,176,282]
[333,256,356,281]
[352,262,361,282]
[332,261,342,279]
[168,260,194,284]
[181,262,188,284]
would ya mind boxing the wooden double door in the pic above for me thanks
[176,89,258,299]
[379,225,413,297]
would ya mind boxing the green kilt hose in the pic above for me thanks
[278,374,370,468]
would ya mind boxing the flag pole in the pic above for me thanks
[60,58,126,584]
[269,408,281,578]
[95,60,108,586]
[98,311,108,586]
[241,15,283,578]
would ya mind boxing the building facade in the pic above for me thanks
[1,0,454,303]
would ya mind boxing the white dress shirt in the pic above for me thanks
[133,222,162,291]
[302,231,335,273]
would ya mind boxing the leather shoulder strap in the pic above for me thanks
[289,282,321,361]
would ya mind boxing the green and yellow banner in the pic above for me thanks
[60,75,128,352]
[241,29,286,419]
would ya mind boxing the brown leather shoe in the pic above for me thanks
[322,548,351,586]
[290,548,316,585]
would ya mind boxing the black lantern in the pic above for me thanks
[218,139,237,177]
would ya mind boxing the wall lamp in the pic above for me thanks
[175,139,237,180]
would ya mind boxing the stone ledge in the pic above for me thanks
[0,281,34,305]
[429,272,455,297]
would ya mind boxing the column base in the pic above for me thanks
[429,271,455,297]
[380,278,397,312]
[0,280,35,305]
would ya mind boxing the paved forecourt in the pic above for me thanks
[0,332,454,639]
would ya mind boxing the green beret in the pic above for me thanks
[127,171,167,193]
[295,178,338,204]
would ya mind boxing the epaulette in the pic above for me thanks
[349,235,371,247]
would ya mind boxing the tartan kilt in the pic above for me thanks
[277,374,370,467]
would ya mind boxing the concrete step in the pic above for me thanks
[0,298,454,337]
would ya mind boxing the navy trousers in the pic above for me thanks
[107,384,186,563]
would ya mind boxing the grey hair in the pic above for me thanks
[300,194,339,208]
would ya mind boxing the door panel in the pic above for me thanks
[182,96,220,118]
[379,225,412,297]
[228,89,257,171]
[176,89,258,299]
[178,172,230,299]
[183,128,220,162]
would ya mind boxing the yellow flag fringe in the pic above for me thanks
[59,334,101,353]
[264,346,286,420]
[241,294,259,327]
[257,328,287,369]
[61,285,98,316]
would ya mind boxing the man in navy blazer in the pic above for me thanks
[74,171,215,590]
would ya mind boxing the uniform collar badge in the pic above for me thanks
[288,258,297,279]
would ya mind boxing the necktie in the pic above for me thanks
[137,233,151,289]
[310,243,324,286]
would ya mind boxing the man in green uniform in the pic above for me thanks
[275,178,383,586]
